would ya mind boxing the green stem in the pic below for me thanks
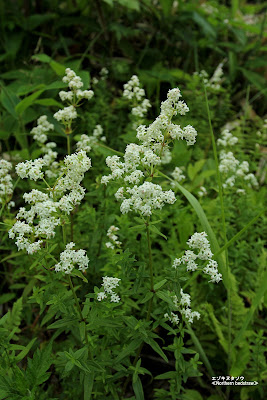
[204,85,232,388]
[67,134,71,155]
[146,223,154,293]
[122,222,155,396]
[67,275,90,349]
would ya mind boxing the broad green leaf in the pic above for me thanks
[0,86,20,118]
[34,98,63,108]
[79,71,90,89]
[49,61,65,76]
[192,12,217,38]
[32,53,51,63]
[15,90,44,115]
[0,129,11,139]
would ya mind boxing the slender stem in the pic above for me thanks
[121,221,155,397]
[70,212,74,242]
[204,85,232,392]
[68,275,90,348]
[97,142,124,156]
[67,134,71,155]
[146,223,154,292]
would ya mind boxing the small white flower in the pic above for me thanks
[54,242,89,274]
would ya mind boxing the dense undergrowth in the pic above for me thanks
[0,1,266,399]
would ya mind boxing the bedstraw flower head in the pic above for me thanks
[106,225,122,249]
[31,115,54,144]
[54,242,89,274]
[0,159,13,204]
[173,232,222,283]
[164,289,200,325]
[97,276,121,303]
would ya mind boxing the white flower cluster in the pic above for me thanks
[16,158,45,181]
[171,166,185,188]
[97,276,121,303]
[217,129,258,191]
[10,151,91,254]
[115,182,176,216]
[53,150,92,214]
[31,115,54,144]
[100,67,109,80]
[76,124,106,153]
[54,68,94,124]
[194,62,224,90]
[9,189,61,254]
[105,225,121,249]
[164,289,200,325]
[137,89,197,147]
[217,129,238,147]
[54,105,77,123]
[101,88,196,215]
[198,186,207,197]
[0,160,13,204]
[60,68,94,101]
[54,242,89,274]
[173,232,222,283]
[123,75,151,119]
[30,116,59,179]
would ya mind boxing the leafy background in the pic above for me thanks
[0,1,266,399]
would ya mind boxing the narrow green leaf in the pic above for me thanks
[140,292,153,304]
[115,338,142,364]
[84,372,94,400]
[154,279,167,291]
[47,316,78,329]
[132,376,144,400]
[175,181,231,290]
[15,338,37,362]
[155,371,176,380]
[71,269,88,283]
[144,337,168,363]
[149,224,167,240]
[232,268,267,347]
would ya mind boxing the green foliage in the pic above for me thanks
[0,1,266,399]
